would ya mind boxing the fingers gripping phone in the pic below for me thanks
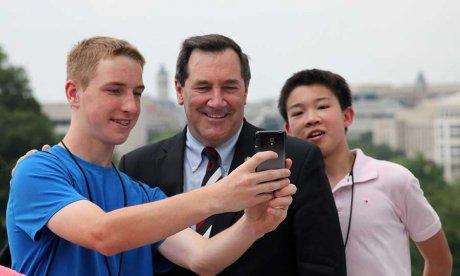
[254,130,286,172]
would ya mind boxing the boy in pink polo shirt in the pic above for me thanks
[277,69,452,275]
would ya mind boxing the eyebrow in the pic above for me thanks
[287,97,331,110]
[192,79,242,86]
[103,82,126,87]
[192,80,212,86]
[222,79,241,85]
[102,82,145,91]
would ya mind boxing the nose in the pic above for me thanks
[121,92,140,114]
[207,88,227,108]
[304,109,320,127]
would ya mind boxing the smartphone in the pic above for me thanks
[254,130,286,172]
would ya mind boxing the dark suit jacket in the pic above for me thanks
[119,121,346,276]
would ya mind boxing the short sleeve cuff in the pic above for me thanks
[411,219,442,242]
[29,197,86,241]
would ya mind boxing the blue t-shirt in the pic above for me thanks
[7,145,168,276]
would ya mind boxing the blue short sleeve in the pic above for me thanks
[142,183,167,202]
[9,152,86,241]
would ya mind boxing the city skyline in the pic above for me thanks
[1,0,459,103]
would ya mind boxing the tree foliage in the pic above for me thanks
[0,45,56,245]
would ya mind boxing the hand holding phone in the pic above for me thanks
[254,130,286,172]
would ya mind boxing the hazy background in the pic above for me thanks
[1,0,459,103]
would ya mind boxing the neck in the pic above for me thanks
[62,125,115,167]
[324,146,355,189]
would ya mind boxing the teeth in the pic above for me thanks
[113,119,130,126]
[309,131,324,138]
[206,113,225,119]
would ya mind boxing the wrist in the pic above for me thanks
[201,182,226,215]
[241,213,265,239]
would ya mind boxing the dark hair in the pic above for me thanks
[175,34,251,87]
[278,69,352,122]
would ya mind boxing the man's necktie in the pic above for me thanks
[196,147,222,238]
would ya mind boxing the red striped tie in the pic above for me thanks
[196,147,222,237]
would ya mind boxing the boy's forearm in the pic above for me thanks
[189,215,261,275]
[86,187,221,255]
[422,257,453,276]
[416,230,452,276]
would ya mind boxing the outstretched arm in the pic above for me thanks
[47,151,291,256]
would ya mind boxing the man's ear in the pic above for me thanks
[343,106,355,128]
[65,80,80,108]
[175,80,185,106]
[243,83,249,106]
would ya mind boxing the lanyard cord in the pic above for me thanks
[343,153,357,248]
[60,141,125,276]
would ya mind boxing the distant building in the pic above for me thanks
[245,99,283,130]
[374,93,460,181]
[434,93,460,181]
[394,100,437,159]
[351,73,460,107]
[41,102,71,137]
[157,64,170,100]
[414,71,428,96]
[350,72,460,181]
[349,93,405,140]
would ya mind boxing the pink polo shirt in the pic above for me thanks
[332,149,441,276]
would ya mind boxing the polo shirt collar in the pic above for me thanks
[351,148,379,183]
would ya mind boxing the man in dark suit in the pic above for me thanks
[119,34,346,276]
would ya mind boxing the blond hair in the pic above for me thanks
[67,36,145,88]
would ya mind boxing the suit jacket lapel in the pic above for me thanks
[157,128,187,196]
[211,121,261,235]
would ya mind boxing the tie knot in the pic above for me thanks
[202,147,220,163]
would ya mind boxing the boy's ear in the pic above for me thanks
[284,122,291,134]
[343,106,355,128]
[65,80,80,108]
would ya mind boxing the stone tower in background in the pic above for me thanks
[157,64,169,100]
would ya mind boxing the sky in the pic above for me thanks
[1,0,459,103]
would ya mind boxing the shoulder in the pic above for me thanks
[357,150,417,193]
[14,148,67,179]
[122,132,181,163]
[372,156,415,183]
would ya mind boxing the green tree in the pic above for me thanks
[0,45,56,245]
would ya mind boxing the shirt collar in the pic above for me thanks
[185,123,243,174]
[333,149,379,192]
[350,148,379,183]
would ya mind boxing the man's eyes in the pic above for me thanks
[223,86,239,91]
[194,86,210,91]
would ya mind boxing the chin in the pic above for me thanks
[104,135,130,146]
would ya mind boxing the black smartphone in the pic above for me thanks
[254,130,286,172]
